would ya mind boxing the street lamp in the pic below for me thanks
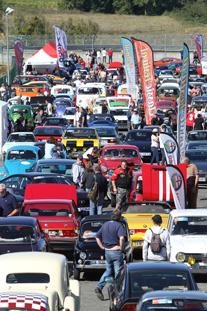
[6,7,14,86]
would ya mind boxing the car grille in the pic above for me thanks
[86,252,105,260]
[184,253,203,263]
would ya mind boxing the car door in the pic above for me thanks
[17,177,32,196]
[114,268,126,311]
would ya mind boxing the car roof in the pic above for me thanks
[82,214,127,224]
[10,105,31,109]
[126,262,191,272]
[9,132,34,135]
[170,209,207,217]
[127,129,152,133]
[185,149,207,153]
[1,173,67,180]
[141,290,207,301]
[7,145,40,152]
[34,126,63,129]
[102,145,139,150]
[0,216,36,226]
[37,159,76,164]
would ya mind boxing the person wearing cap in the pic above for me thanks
[88,165,107,215]
[72,154,85,188]
[159,124,167,165]
[131,109,141,130]
[151,113,161,125]
[151,128,159,165]
[143,214,171,262]
[162,110,172,127]
[193,113,204,130]
[95,209,126,300]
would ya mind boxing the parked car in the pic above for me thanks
[73,214,133,280]
[44,117,69,131]
[107,262,198,311]
[53,97,74,117]
[9,105,34,131]
[187,130,207,142]
[110,109,128,130]
[154,57,181,67]
[88,114,118,130]
[94,126,121,147]
[34,126,64,142]
[51,85,74,100]
[0,252,80,311]
[186,141,207,150]
[0,216,50,254]
[185,149,207,183]
[33,159,76,176]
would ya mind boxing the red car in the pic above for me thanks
[156,99,176,110]
[33,126,64,142]
[154,57,181,67]
[176,63,201,74]
[21,184,80,251]
[98,145,142,180]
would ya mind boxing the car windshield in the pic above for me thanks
[55,101,73,106]
[33,176,72,185]
[90,115,114,122]
[141,299,207,311]
[130,271,190,297]
[34,128,62,136]
[77,87,100,95]
[54,88,72,94]
[125,204,171,214]
[23,203,72,216]
[8,134,35,142]
[110,110,128,116]
[126,131,151,142]
[103,148,138,158]
[187,131,207,141]
[64,108,75,115]
[186,151,207,161]
[6,273,50,283]
[171,216,207,235]
[188,144,207,150]
[11,108,29,114]
[45,119,68,126]
[37,163,73,175]
[7,150,37,160]
[96,129,116,137]
[64,129,97,139]
[0,225,35,243]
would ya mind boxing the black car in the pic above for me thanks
[186,141,207,150]
[187,130,207,142]
[185,149,207,183]
[44,117,69,131]
[1,172,89,214]
[107,262,198,311]
[73,214,133,280]
[0,216,50,254]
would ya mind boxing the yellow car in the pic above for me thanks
[62,127,99,158]
[44,74,65,84]
[122,202,172,250]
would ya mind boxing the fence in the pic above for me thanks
[0,58,18,86]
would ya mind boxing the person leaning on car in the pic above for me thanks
[111,160,133,211]
[182,157,199,209]
[0,184,19,217]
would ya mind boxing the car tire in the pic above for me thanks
[73,267,80,280]
[111,193,116,208]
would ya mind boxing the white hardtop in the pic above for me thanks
[170,209,207,218]
[51,85,74,95]
[159,83,180,89]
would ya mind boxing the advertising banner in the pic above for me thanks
[159,132,179,165]
[195,34,203,61]
[177,43,189,162]
[121,37,137,101]
[55,26,67,68]
[132,38,157,125]
[130,37,139,85]
[14,39,24,75]
[166,165,186,209]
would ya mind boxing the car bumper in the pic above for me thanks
[49,237,77,250]
[75,260,106,270]
[188,262,207,274]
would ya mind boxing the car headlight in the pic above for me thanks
[80,252,86,260]
[101,166,107,173]
[176,252,185,262]
[1,171,7,178]
[188,256,196,266]
[116,119,119,123]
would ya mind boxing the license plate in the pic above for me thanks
[140,152,151,156]
[199,177,206,182]
[49,231,58,236]
[118,125,126,128]
[91,260,106,264]
[134,241,144,246]
[101,140,108,144]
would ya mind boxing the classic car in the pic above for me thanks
[157,83,180,98]
[0,216,50,254]
[16,86,39,97]
[53,98,74,117]
[98,145,142,180]
[33,159,76,175]
[2,132,37,158]
[73,214,133,280]
[186,141,207,150]
[9,105,34,131]
[187,130,207,142]
[76,84,106,109]
[0,292,50,311]
[191,95,207,111]
[168,209,207,273]
[0,252,80,311]
[62,127,99,158]
[185,149,207,183]
[33,126,64,142]
[0,145,41,180]
[176,63,201,74]
[12,74,48,87]
[154,57,181,67]
[88,114,118,130]
[44,117,69,131]
[94,126,121,147]
[21,184,80,251]
[110,109,129,130]
[107,262,198,311]
[23,81,52,92]
[62,107,76,127]
[51,85,74,100]
[44,74,66,85]
[122,202,172,249]
[136,291,207,311]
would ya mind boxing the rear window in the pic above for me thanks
[125,204,170,214]
[6,273,50,283]
[37,163,74,175]
[103,148,138,158]
[34,128,62,136]
[126,131,151,142]
[7,150,37,160]
[23,203,72,216]
[0,225,35,243]
[45,119,68,126]
[12,109,29,114]
[63,129,97,139]
[96,129,116,137]
[77,87,100,95]
[8,134,35,142]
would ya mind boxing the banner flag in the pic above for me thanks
[177,43,189,162]
[121,38,137,101]
[130,37,139,85]
[131,38,157,125]
[14,39,24,75]
[166,165,186,209]
[55,26,67,68]
[160,132,180,165]
[195,34,203,61]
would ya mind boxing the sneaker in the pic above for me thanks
[95,287,104,300]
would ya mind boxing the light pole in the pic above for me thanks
[6,7,14,86]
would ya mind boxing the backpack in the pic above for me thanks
[150,228,164,253]
[88,175,99,201]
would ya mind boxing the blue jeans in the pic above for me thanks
[161,148,166,165]
[89,192,105,215]
[97,250,124,290]
[151,147,159,165]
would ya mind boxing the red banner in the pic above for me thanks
[14,39,24,75]
[132,38,157,125]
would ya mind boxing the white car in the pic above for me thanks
[168,209,207,274]
[110,108,128,130]
[0,252,80,311]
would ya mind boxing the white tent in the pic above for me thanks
[0,101,8,152]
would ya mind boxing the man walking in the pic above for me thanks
[95,210,126,300]
[143,214,171,261]
[159,124,167,165]
[0,184,19,217]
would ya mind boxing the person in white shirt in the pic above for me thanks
[75,106,81,127]
[102,48,107,63]
[97,50,101,64]
[151,128,159,165]
[131,110,141,129]
[159,124,167,165]
[74,77,81,88]
[45,99,53,116]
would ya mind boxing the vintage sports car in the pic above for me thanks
[33,126,64,142]
[0,252,80,311]
[88,114,118,131]
[9,105,34,131]
[94,126,121,147]
[2,132,37,157]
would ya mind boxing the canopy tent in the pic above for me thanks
[23,42,59,74]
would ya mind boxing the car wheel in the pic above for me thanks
[73,267,80,280]
[111,193,116,208]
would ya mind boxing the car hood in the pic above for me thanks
[77,241,104,254]
[4,160,37,174]
[124,214,169,229]
[171,235,207,253]
[124,141,151,152]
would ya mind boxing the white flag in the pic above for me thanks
[55,26,67,68]
[166,165,186,209]
[160,132,179,165]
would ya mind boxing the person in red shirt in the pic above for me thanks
[81,60,85,68]
[108,48,113,64]
[186,107,195,132]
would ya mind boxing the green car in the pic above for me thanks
[9,105,34,131]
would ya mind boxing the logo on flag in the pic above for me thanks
[164,140,176,154]
[171,173,182,191]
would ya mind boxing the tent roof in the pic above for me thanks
[33,41,58,58]
[26,49,57,66]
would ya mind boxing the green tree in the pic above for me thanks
[112,0,134,14]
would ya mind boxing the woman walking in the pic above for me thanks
[150,128,159,165]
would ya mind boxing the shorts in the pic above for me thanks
[116,187,130,209]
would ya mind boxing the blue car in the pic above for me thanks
[53,98,74,117]
[0,145,41,180]
[88,113,118,131]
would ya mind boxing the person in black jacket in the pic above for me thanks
[88,165,107,215]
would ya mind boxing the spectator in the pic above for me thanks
[127,106,133,131]
[0,184,19,217]
[151,128,159,165]
[97,50,101,64]
[79,107,88,127]
[159,124,167,165]
[45,137,60,159]
[121,49,124,64]
[25,97,30,105]
[91,49,97,65]
[162,110,172,127]
[88,165,107,215]
[82,161,94,192]
[34,109,45,127]
[131,109,141,129]
[186,107,195,132]
[0,83,5,100]
[15,112,27,132]
[17,93,24,105]
[95,209,126,300]
[102,48,107,63]
[75,106,81,127]
[182,157,199,209]
[193,113,204,130]
[108,48,113,64]
[45,99,53,116]
[119,64,124,83]
[151,113,161,125]
[191,85,198,97]
[143,214,171,261]
[72,154,85,188]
